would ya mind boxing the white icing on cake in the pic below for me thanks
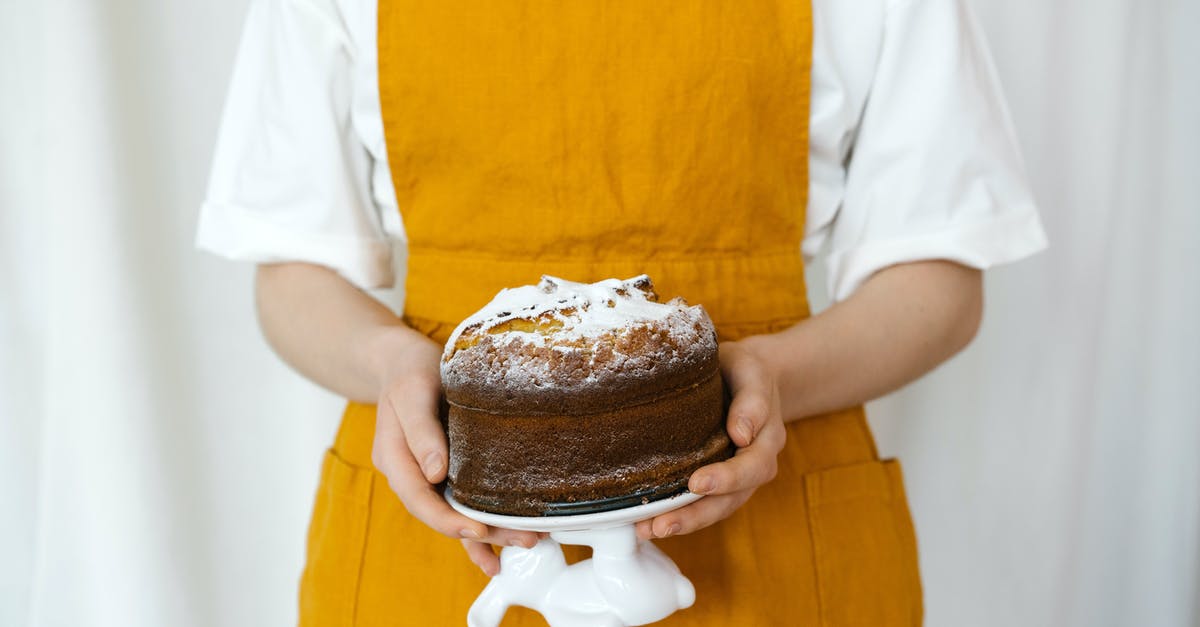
[445,275,684,358]
[440,275,717,400]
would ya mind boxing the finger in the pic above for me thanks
[383,376,448,483]
[479,526,541,549]
[462,539,500,577]
[725,381,773,448]
[646,490,754,539]
[635,519,655,542]
[689,418,785,495]
[393,465,489,540]
[374,405,539,546]
[374,417,488,540]
[717,344,775,448]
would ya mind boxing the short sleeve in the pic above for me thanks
[817,0,1047,301]
[196,0,394,289]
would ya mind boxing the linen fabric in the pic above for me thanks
[297,1,923,625]
[8,1,1198,627]
[197,0,1046,302]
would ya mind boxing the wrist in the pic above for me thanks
[720,335,782,399]
[732,328,818,422]
[361,324,439,394]
[729,334,783,381]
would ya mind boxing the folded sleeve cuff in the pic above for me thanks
[825,204,1048,302]
[196,201,395,290]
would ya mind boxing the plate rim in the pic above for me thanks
[445,489,704,532]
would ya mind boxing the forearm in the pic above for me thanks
[254,262,428,403]
[744,260,983,422]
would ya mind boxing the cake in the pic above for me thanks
[441,275,732,517]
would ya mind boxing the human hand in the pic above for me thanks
[369,329,540,575]
[635,338,787,541]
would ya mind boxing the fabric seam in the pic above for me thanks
[349,468,375,627]
[403,247,806,264]
[198,201,394,250]
[405,314,806,333]
[806,478,830,627]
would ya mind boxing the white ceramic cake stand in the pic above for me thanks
[446,490,702,627]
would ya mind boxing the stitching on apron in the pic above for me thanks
[403,314,809,334]
[403,247,806,263]
[349,472,375,627]
[806,477,830,627]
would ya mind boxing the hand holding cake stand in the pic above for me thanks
[447,489,703,627]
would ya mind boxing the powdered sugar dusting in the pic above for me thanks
[444,275,669,354]
[440,275,718,405]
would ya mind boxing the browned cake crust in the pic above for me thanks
[448,371,731,516]
[443,319,719,414]
[441,275,733,516]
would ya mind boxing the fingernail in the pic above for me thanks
[692,476,715,495]
[460,528,481,539]
[421,452,444,479]
[510,537,535,549]
[660,523,681,538]
[739,418,755,445]
[481,563,499,577]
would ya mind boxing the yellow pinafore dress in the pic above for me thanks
[300,1,923,625]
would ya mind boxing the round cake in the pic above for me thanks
[441,275,732,516]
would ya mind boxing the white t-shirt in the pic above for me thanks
[198,0,1046,301]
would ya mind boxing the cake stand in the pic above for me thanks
[446,490,702,627]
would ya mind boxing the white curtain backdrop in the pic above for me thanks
[2,1,1197,626]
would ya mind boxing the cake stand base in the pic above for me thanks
[446,491,702,627]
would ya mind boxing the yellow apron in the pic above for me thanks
[300,1,923,625]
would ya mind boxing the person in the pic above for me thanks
[199,0,1046,624]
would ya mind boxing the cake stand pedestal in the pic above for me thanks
[446,490,702,627]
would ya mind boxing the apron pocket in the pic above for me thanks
[299,448,375,627]
[804,459,923,627]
